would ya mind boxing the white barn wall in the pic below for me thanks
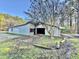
[53,27,61,36]
[8,23,61,36]
[36,24,60,36]
[8,24,34,35]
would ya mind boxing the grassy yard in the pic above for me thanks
[0,37,79,59]
[0,40,15,59]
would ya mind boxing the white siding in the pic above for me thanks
[8,24,34,35]
[53,27,61,36]
[8,23,61,36]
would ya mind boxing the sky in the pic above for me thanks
[0,0,30,19]
[0,0,64,19]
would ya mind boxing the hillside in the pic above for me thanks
[0,13,26,31]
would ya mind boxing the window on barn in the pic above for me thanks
[30,28,35,32]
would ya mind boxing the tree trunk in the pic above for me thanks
[77,0,79,34]
[69,16,72,33]
[34,25,37,35]
[70,19,72,28]
[77,19,79,34]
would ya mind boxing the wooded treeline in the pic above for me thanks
[0,13,26,31]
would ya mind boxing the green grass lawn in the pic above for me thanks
[0,37,79,59]
[0,39,15,59]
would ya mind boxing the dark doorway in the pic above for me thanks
[30,28,35,32]
[37,28,45,34]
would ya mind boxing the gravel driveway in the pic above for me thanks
[0,32,21,41]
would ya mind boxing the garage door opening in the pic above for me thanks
[37,28,45,34]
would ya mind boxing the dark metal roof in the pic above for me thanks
[9,20,61,29]
[10,20,42,28]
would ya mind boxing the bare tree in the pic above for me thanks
[25,0,66,37]
[25,0,79,35]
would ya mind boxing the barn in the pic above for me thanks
[8,20,61,36]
